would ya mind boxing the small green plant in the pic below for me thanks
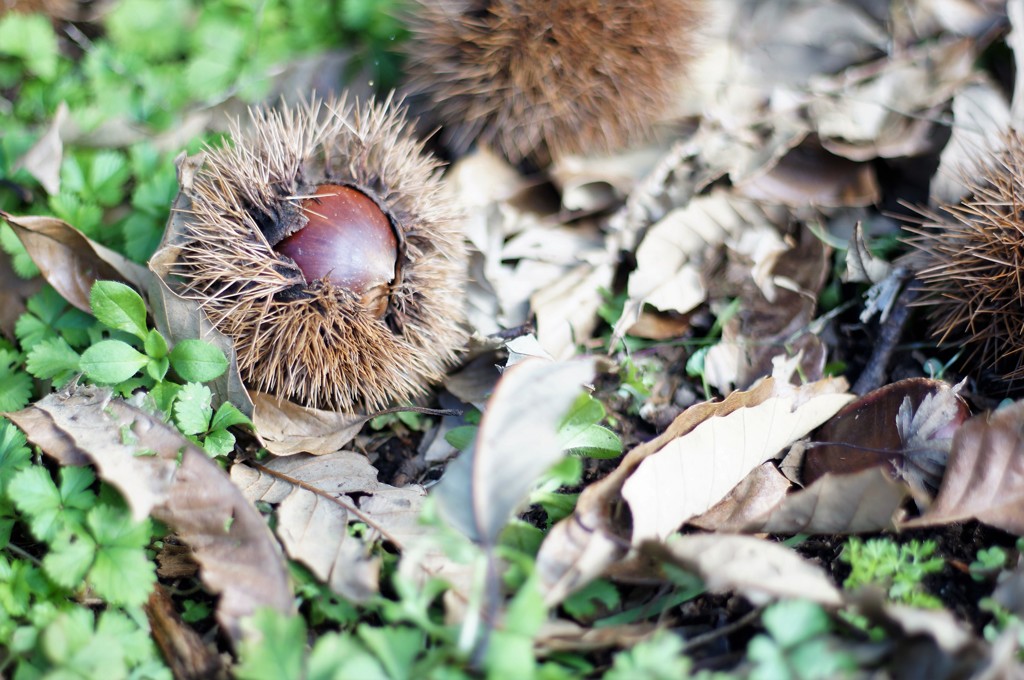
[748,600,856,680]
[970,546,1009,582]
[841,537,945,608]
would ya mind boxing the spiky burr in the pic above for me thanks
[904,129,1024,388]
[167,96,467,412]
[403,0,703,164]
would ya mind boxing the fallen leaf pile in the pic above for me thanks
[4,0,1024,675]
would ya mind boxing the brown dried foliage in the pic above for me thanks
[404,0,703,164]
[905,130,1024,386]
[172,97,467,411]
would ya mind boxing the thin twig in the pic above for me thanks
[680,605,765,653]
[853,284,918,395]
[248,461,393,541]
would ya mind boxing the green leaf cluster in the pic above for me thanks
[0,419,168,678]
[841,537,945,608]
[747,600,856,680]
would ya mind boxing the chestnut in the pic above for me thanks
[275,184,397,315]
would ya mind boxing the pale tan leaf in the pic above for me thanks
[550,143,666,213]
[615,192,786,343]
[434,358,595,546]
[643,534,843,606]
[249,392,368,456]
[931,77,1011,204]
[1,212,151,313]
[537,379,781,605]
[6,387,292,643]
[532,262,613,360]
[13,102,66,196]
[622,377,853,543]
[536,377,850,604]
[231,452,427,601]
[844,222,892,284]
[809,39,976,160]
[536,620,657,654]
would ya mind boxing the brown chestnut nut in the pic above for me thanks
[275,184,397,315]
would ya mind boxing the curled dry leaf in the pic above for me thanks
[809,38,976,161]
[903,400,1024,534]
[536,376,852,604]
[145,584,226,680]
[930,77,1011,205]
[536,620,656,654]
[434,357,595,546]
[803,378,969,498]
[231,452,428,602]
[736,467,909,535]
[689,462,791,532]
[704,224,830,392]
[736,141,880,208]
[623,376,853,543]
[614,191,785,342]
[1,211,151,313]
[844,222,892,285]
[248,392,369,456]
[13,101,66,196]
[148,252,252,417]
[642,534,843,607]
[6,387,292,643]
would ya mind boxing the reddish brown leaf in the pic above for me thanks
[803,378,969,497]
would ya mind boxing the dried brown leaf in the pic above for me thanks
[738,467,909,534]
[145,585,226,680]
[0,251,42,340]
[6,387,292,643]
[903,401,1024,534]
[231,452,428,601]
[249,392,368,456]
[704,224,830,391]
[615,191,783,340]
[1,212,151,313]
[803,378,969,498]
[643,534,843,606]
[623,376,852,543]
[13,102,66,196]
[810,39,976,160]
[737,142,880,207]
[536,376,851,604]
[689,462,791,532]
